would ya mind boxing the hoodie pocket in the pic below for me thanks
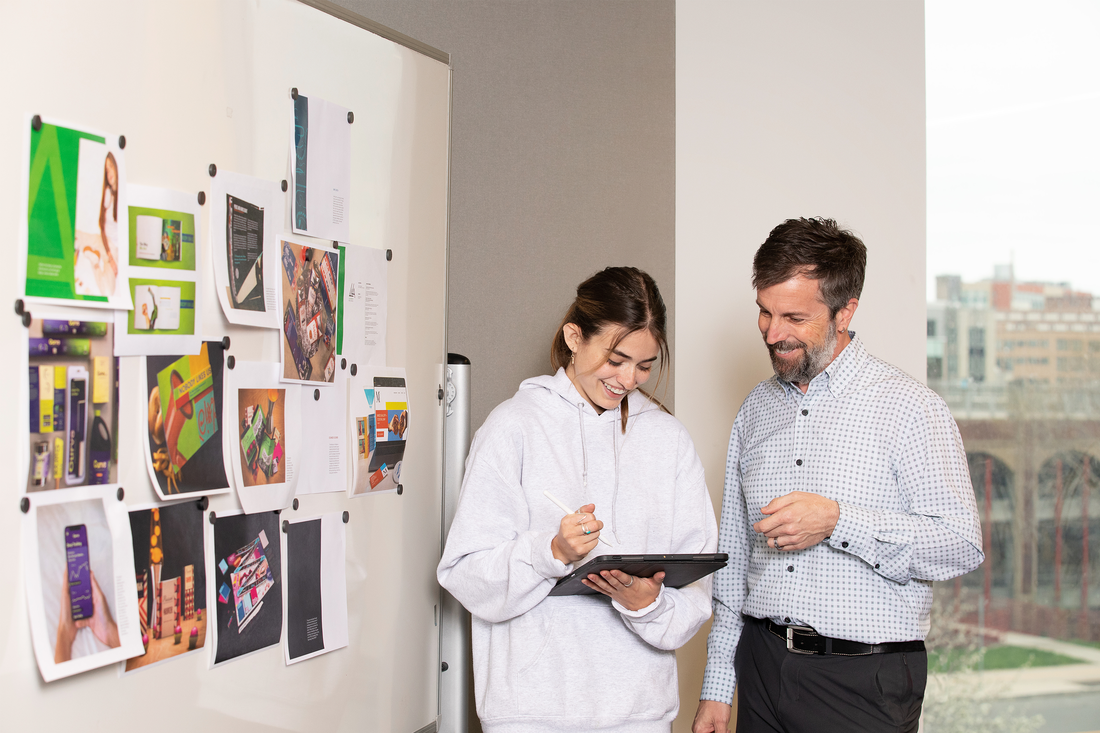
[485,598,677,722]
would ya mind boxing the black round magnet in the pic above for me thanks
[396,484,404,495]
[208,163,217,177]
[118,135,126,149]
[292,498,299,510]
[221,336,231,350]
[441,662,449,672]
[197,191,206,206]
[386,249,392,261]
[209,511,217,524]
[197,496,209,511]
[347,111,354,124]
[227,355,236,369]
[20,497,30,514]
[314,388,320,401]
[282,519,289,533]
[281,180,288,192]
[350,363,357,376]
[14,299,24,316]
[291,87,298,99]
[340,358,347,370]
[31,115,42,131]
[117,487,125,501]
[342,511,349,524]
[22,312,32,328]
[332,241,338,249]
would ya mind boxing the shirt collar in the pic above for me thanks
[822,331,865,397]
[775,331,865,400]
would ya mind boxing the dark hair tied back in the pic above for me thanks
[552,266,670,430]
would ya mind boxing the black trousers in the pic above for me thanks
[734,617,926,733]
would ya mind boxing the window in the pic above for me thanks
[926,2,1100,728]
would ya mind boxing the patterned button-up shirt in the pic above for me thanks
[701,333,984,703]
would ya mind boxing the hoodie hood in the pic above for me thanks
[519,367,660,422]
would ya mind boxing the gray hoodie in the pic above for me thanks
[437,368,718,732]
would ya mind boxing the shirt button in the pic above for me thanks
[795,459,803,466]
[874,563,880,569]
[842,541,849,548]
[785,617,791,623]
[801,409,808,416]
[787,565,794,572]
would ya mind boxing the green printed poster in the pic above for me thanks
[129,205,196,271]
[128,278,196,335]
[25,119,131,308]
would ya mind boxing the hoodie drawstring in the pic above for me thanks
[577,402,589,494]
[577,401,623,546]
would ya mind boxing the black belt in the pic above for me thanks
[762,618,925,656]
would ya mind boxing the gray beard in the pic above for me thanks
[767,323,838,385]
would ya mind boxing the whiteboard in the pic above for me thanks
[0,0,450,730]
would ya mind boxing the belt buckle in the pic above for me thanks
[785,625,816,655]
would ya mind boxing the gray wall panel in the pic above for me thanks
[336,0,677,428]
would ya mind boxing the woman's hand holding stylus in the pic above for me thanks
[582,568,664,611]
[550,503,602,564]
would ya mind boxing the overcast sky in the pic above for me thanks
[926,0,1100,299]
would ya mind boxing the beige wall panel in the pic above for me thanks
[676,2,926,730]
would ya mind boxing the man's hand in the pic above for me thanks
[692,700,732,733]
[753,491,839,552]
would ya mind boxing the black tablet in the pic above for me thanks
[549,553,728,596]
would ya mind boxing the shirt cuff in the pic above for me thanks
[700,663,737,705]
[828,501,879,564]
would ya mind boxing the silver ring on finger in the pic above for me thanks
[582,523,591,535]
[576,514,586,523]
[623,576,634,588]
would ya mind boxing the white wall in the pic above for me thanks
[1,2,449,730]
[675,1,927,729]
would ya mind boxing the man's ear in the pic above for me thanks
[836,298,859,332]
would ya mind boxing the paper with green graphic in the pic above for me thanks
[129,205,196,271]
[24,118,132,310]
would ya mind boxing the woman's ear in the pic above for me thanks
[562,323,582,353]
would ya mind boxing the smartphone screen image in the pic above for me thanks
[66,366,88,485]
[65,524,93,621]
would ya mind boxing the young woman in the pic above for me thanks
[97,152,119,280]
[74,152,119,296]
[438,266,718,733]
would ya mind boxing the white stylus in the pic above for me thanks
[543,490,613,547]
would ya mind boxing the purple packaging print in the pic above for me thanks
[65,525,93,620]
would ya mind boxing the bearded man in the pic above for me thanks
[691,218,984,733]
